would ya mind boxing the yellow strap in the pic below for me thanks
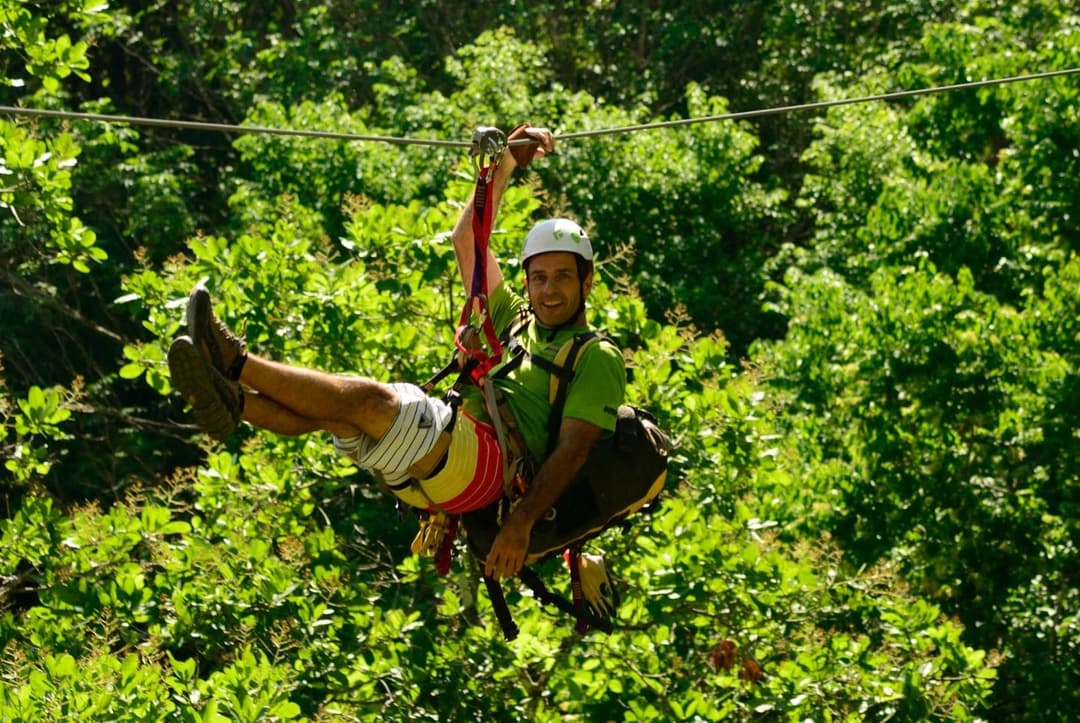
[547,335,603,405]
[406,430,453,480]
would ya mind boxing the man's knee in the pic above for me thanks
[339,377,399,438]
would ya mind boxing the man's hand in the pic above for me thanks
[483,418,601,579]
[483,512,532,580]
[507,125,555,168]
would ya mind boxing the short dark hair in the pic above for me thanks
[523,255,594,280]
[576,257,594,280]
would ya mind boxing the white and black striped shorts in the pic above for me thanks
[332,383,453,488]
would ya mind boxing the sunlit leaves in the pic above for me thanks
[0,2,107,273]
[7,0,1079,719]
[0,1,100,91]
[3,385,73,483]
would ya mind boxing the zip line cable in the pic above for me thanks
[0,105,473,147]
[1,67,1077,147]
[556,67,1080,141]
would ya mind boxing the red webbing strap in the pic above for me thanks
[454,157,505,381]
[434,515,459,575]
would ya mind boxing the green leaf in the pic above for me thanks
[119,363,144,380]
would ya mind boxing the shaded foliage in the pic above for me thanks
[3,0,1079,719]
[755,5,1080,718]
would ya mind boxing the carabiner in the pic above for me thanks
[470,126,507,175]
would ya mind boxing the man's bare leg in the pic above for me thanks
[242,392,361,438]
[239,355,398,441]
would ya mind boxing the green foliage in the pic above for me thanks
[0,0,108,273]
[0,0,99,93]
[2,384,72,486]
[0,119,104,273]
[6,0,1080,719]
[759,255,1079,717]
[770,9,1078,645]
[758,9,1080,705]
[547,82,789,348]
[3,174,995,722]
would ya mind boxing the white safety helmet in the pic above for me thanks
[520,218,593,266]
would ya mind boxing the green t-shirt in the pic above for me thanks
[461,281,626,462]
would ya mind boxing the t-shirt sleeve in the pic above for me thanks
[487,279,528,335]
[562,340,625,433]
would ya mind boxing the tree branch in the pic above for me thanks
[2,266,123,344]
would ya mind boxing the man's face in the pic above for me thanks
[524,251,592,328]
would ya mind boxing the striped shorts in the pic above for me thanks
[332,383,504,514]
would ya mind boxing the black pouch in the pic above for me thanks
[463,405,671,563]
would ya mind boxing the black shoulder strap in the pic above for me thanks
[545,331,614,455]
[490,309,533,379]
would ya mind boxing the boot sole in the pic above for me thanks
[168,336,238,441]
[186,285,222,372]
[188,284,245,380]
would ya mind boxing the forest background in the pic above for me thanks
[2,1,1078,720]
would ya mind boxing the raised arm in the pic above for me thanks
[450,126,555,292]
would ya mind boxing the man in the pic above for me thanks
[168,126,626,583]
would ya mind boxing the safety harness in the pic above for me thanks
[480,316,620,639]
[408,126,532,574]
[454,128,533,498]
[419,299,617,637]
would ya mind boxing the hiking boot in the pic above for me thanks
[168,335,243,441]
[187,284,246,381]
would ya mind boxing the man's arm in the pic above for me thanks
[450,126,555,292]
[483,416,602,580]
